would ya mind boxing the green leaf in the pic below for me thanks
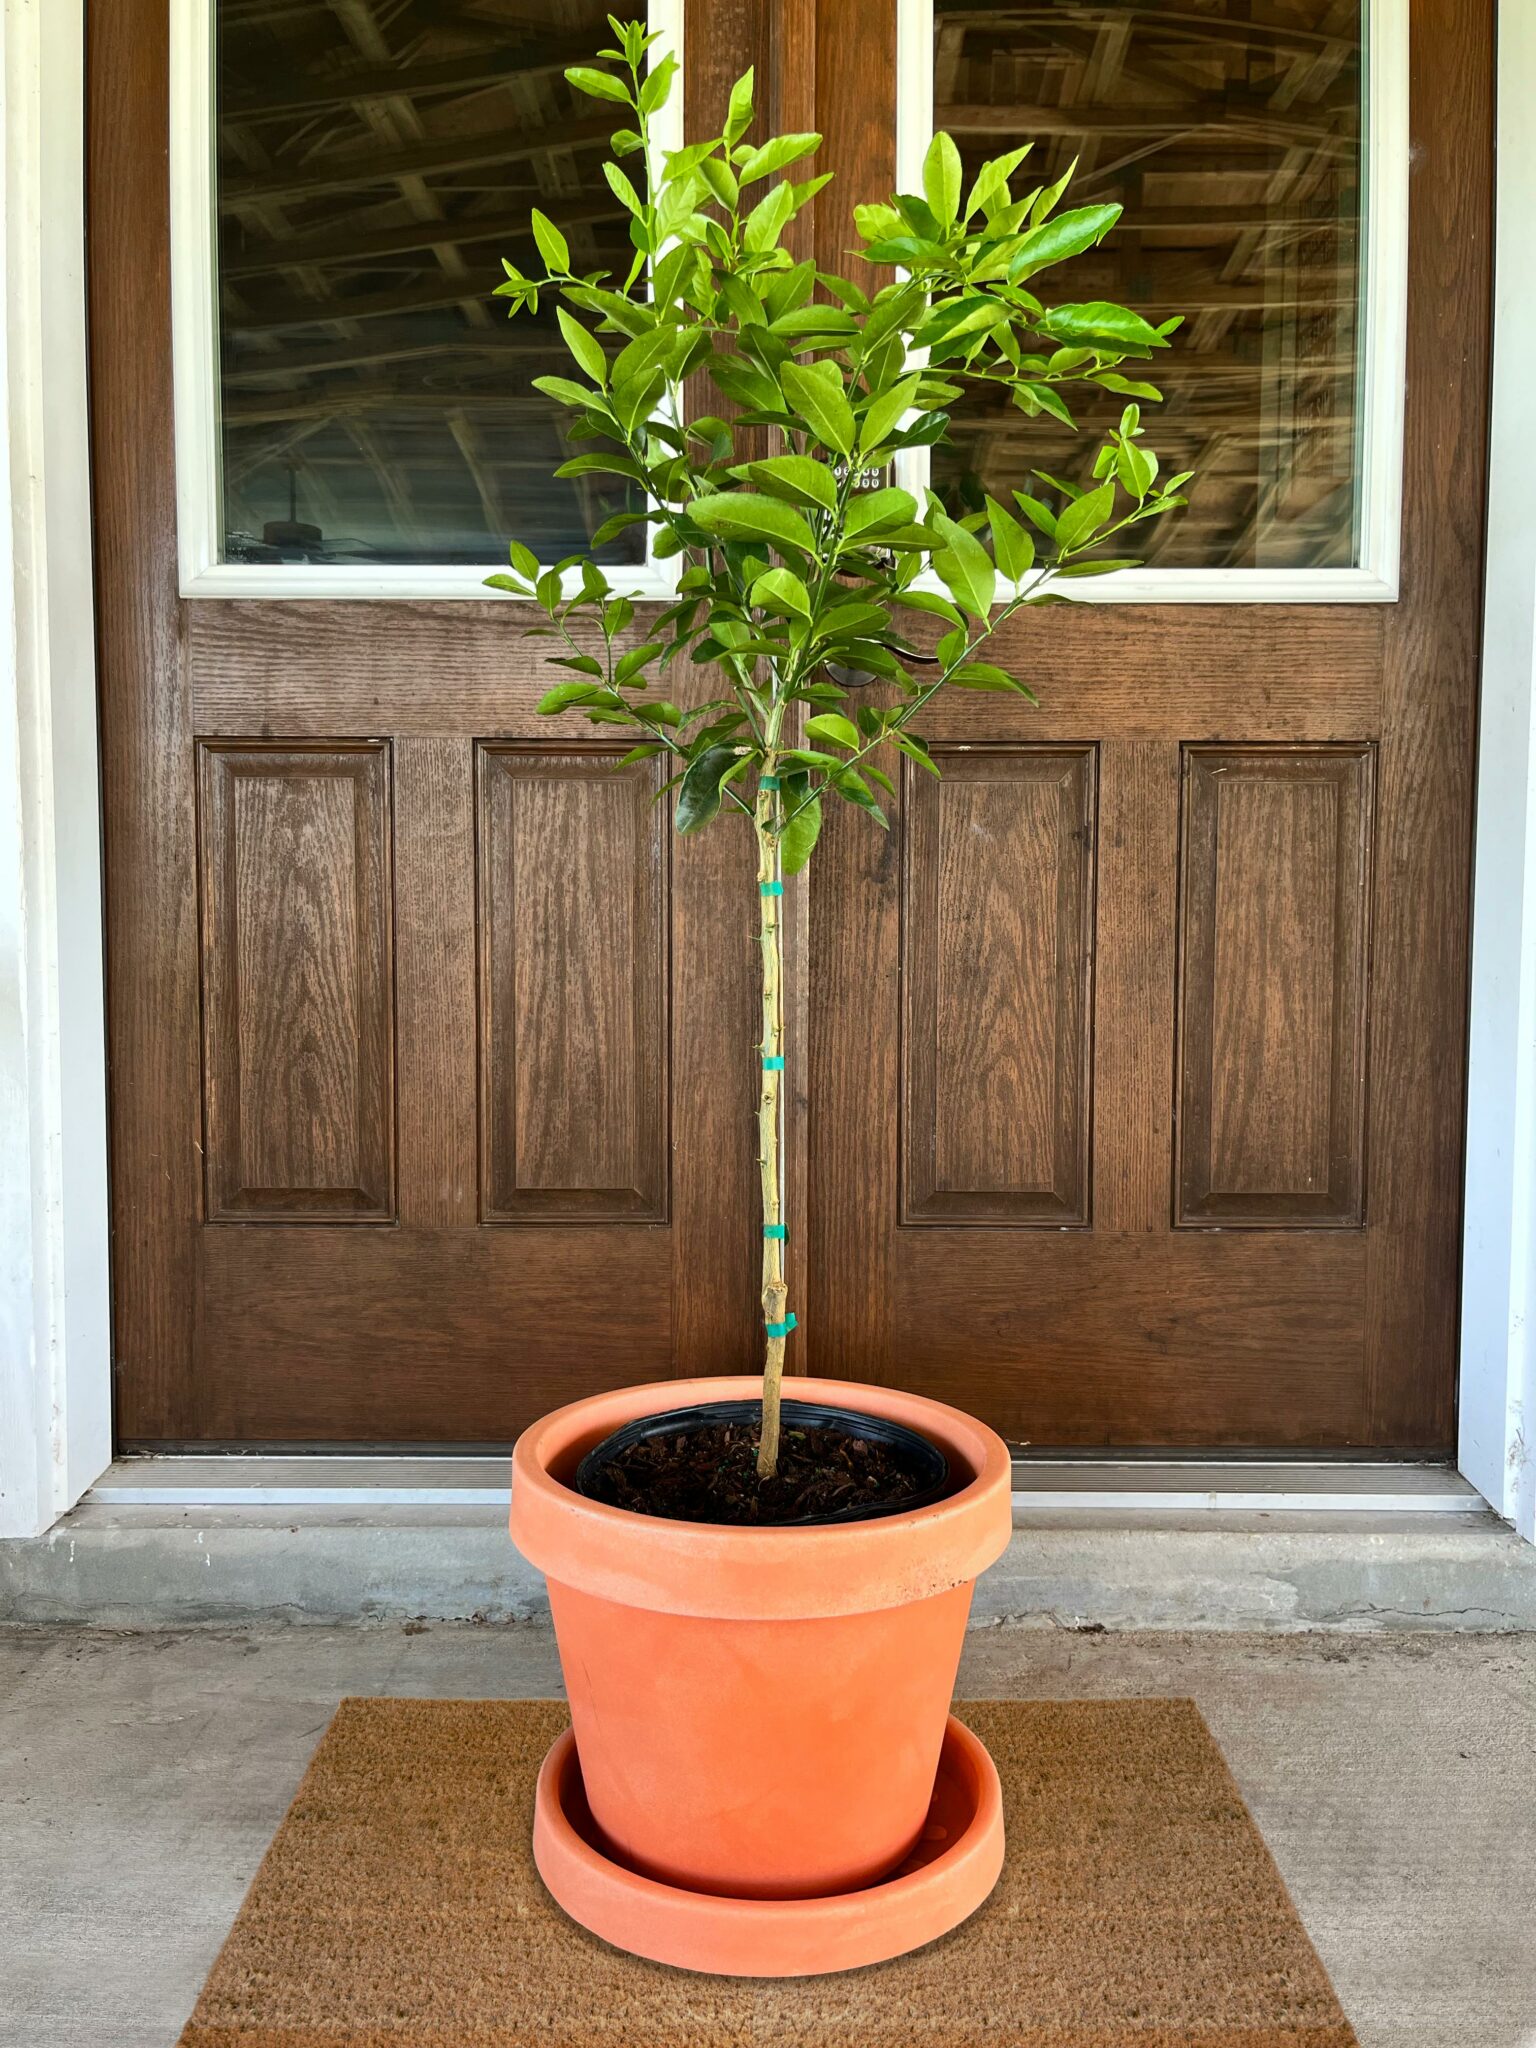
[1039,300,1169,350]
[557,308,608,386]
[698,154,738,208]
[614,641,664,685]
[893,587,964,628]
[858,373,922,455]
[483,572,530,595]
[984,494,1035,582]
[1028,157,1078,227]
[1055,480,1116,552]
[1092,371,1164,401]
[1116,439,1157,499]
[603,160,643,215]
[744,455,837,511]
[742,179,795,252]
[688,492,817,556]
[753,566,812,617]
[831,766,886,823]
[780,795,822,875]
[565,65,631,104]
[931,515,997,619]
[638,51,676,116]
[965,144,1032,220]
[725,67,755,144]
[675,745,739,833]
[737,133,821,184]
[844,486,917,541]
[509,540,541,581]
[530,209,570,274]
[537,681,604,714]
[804,712,860,750]
[530,375,595,410]
[780,359,856,457]
[891,731,941,776]
[951,662,1030,694]
[615,744,664,766]
[1007,203,1122,282]
[922,130,963,228]
[1012,492,1059,541]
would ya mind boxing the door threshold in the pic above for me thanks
[85,1452,1489,1516]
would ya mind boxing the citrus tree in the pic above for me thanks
[490,16,1189,1478]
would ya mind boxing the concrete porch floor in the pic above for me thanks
[1,1625,1532,2048]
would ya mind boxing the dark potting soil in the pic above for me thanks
[578,1419,934,1526]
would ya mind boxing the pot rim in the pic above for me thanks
[510,1375,1013,1620]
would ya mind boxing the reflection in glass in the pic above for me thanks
[932,1,1364,569]
[215,2,645,568]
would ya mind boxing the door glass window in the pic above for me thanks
[213,1,646,570]
[928,0,1366,570]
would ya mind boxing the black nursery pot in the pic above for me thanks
[573,1397,951,1526]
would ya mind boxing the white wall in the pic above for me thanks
[0,0,111,1539]
[1459,0,1536,1544]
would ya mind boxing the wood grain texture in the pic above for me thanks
[187,591,1383,742]
[890,1229,1369,1448]
[477,748,668,1223]
[1177,748,1372,1227]
[804,0,900,1385]
[903,748,1095,1224]
[395,739,477,1229]
[198,742,395,1221]
[192,1227,672,1442]
[90,0,199,1436]
[1092,741,1180,1235]
[1362,0,1494,1444]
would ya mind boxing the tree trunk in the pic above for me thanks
[755,778,789,1478]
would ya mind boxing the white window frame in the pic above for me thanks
[893,0,1407,604]
[169,0,685,601]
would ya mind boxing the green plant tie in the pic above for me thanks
[759,880,783,896]
[762,1223,787,1239]
[765,1312,798,1339]
[762,1054,785,1071]
[759,774,780,790]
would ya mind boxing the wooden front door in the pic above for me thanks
[94,0,1489,1452]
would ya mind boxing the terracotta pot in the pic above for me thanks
[511,1374,1013,1902]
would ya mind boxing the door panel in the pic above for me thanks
[1176,745,1372,1229]
[477,747,669,1225]
[197,740,396,1223]
[808,0,1490,1448]
[902,747,1095,1227]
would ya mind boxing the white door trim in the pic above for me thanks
[1457,0,1536,1543]
[1,2,1531,1542]
[0,0,113,1538]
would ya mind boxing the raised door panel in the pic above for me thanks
[902,746,1095,1224]
[1177,745,1373,1226]
[197,740,395,1221]
[477,746,669,1222]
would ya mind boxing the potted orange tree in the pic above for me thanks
[502,17,1187,1975]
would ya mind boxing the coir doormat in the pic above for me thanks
[177,1697,1356,2047]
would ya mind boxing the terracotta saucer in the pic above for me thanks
[532,1713,1004,1977]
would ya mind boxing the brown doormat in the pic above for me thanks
[178,1697,1357,2048]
